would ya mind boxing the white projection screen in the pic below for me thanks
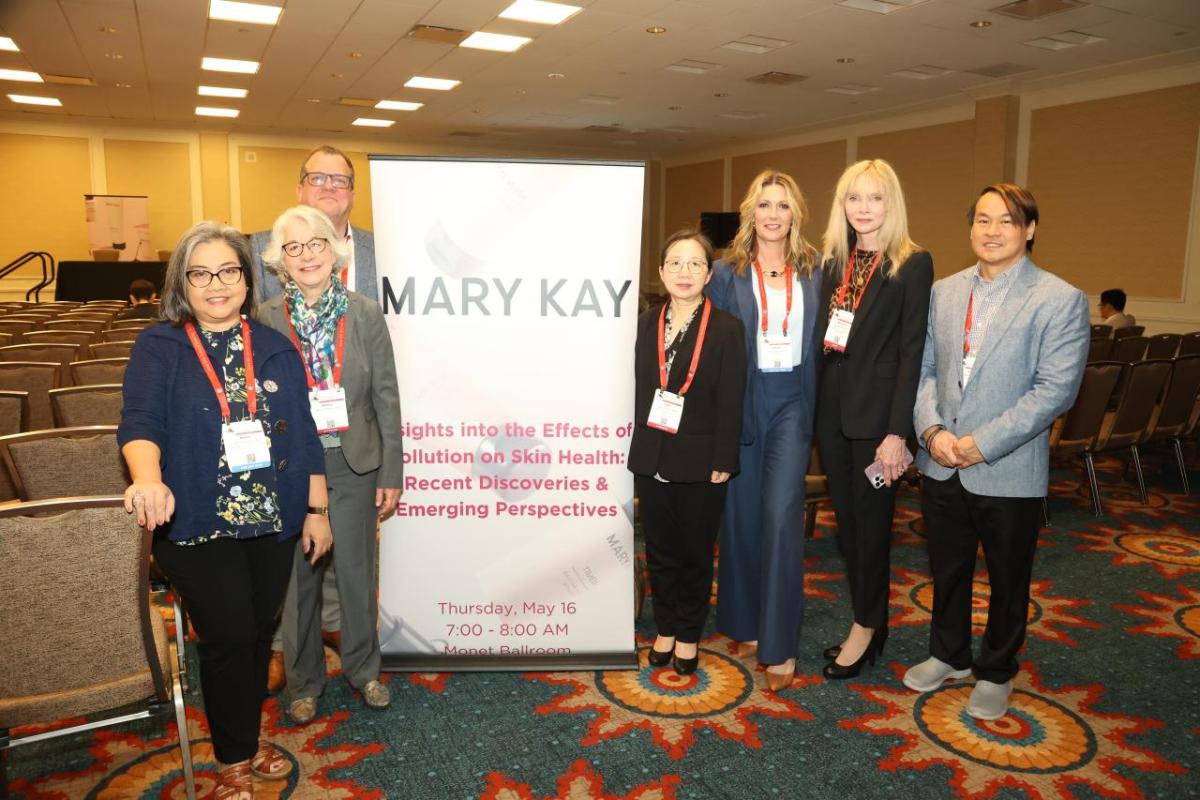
[371,156,644,671]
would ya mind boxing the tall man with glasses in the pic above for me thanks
[250,145,379,692]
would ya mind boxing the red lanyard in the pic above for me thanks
[657,298,712,396]
[184,318,257,421]
[835,249,883,311]
[284,301,347,390]
[754,260,793,336]
[963,292,975,357]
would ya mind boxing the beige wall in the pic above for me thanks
[104,139,193,257]
[199,133,231,224]
[0,132,92,263]
[663,159,723,236]
[730,140,848,246]
[859,120,977,275]
[236,144,374,235]
[1028,83,1200,299]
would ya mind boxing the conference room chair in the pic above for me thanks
[50,316,109,330]
[91,340,137,359]
[0,497,196,800]
[1179,332,1200,356]
[1110,336,1150,362]
[23,330,94,359]
[0,333,11,348]
[1,314,50,326]
[0,321,34,342]
[1090,324,1114,339]
[1050,361,1124,517]
[0,362,58,431]
[0,426,128,500]
[49,385,123,427]
[0,343,79,386]
[69,357,129,385]
[1139,355,1200,495]
[1095,359,1174,506]
[0,391,28,436]
[1146,333,1182,360]
[1112,325,1146,339]
[0,301,36,310]
[41,300,83,310]
[100,327,149,342]
[1087,338,1114,362]
[91,248,121,261]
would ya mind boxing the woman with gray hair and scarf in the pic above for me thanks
[258,205,403,723]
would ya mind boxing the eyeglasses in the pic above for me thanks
[663,258,707,274]
[185,266,245,288]
[281,238,329,258]
[301,171,353,190]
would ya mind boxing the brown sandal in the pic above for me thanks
[208,760,252,800]
[249,741,293,780]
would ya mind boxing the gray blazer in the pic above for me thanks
[258,291,403,488]
[249,225,378,302]
[914,258,1088,497]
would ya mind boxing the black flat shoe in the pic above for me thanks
[647,647,672,667]
[672,653,699,675]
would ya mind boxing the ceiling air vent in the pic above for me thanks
[746,71,807,86]
[964,62,1037,78]
[44,74,96,86]
[407,24,469,45]
[990,0,1085,21]
[338,97,377,107]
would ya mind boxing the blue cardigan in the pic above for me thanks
[118,320,325,543]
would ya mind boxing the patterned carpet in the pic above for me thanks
[6,452,1199,799]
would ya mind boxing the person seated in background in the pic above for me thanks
[116,278,158,320]
[1098,288,1136,328]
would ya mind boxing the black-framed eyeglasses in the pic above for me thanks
[185,266,245,288]
[663,258,707,274]
[282,238,329,258]
[301,171,353,190]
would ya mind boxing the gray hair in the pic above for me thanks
[159,221,256,325]
[261,205,352,283]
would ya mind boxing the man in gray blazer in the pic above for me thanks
[903,184,1088,720]
[251,145,378,690]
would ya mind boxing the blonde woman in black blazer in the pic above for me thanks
[629,230,746,675]
[814,160,933,679]
[258,205,403,722]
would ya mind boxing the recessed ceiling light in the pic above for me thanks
[499,0,582,25]
[348,52,362,59]
[836,57,855,64]
[306,97,321,103]
[202,57,260,74]
[114,82,133,88]
[0,36,18,52]
[891,64,953,79]
[405,76,460,91]
[375,99,423,111]
[208,0,282,26]
[196,106,239,117]
[353,117,394,127]
[198,85,248,98]
[579,94,619,105]
[646,26,666,34]
[460,31,531,52]
[837,0,930,13]
[721,35,791,54]
[825,83,880,95]
[667,105,682,110]
[0,69,42,82]
[98,25,117,33]
[104,53,124,60]
[713,92,728,97]
[8,94,61,106]
[330,73,343,79]
[666,60,720,75]
[970,20,992,28]
[547,72,565,79]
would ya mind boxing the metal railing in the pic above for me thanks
[0,252,56,302]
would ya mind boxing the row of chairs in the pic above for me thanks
[1088,331,1200,363]
[0,358,128,430]
[1089,323,1146,340]
[1052,354,1200,515]
[0,383,123,436]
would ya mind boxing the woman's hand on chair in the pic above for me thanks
[124,481,174,531]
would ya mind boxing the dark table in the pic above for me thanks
[54,260,167,302]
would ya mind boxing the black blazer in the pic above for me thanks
[628,300,747,482]
[814,249,933,439]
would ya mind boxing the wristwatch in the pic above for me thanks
[307,505,329,516]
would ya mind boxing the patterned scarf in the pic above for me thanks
[284,275,349,390]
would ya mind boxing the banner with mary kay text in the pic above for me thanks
[371,156,643,670]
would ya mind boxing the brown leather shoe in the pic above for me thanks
[321,629,341,652]
[266,650,285,693]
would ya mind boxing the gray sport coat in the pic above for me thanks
[914,258,1089,497]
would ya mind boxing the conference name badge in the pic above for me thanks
[222,419,271,472]
[310,386,350,433]
[758,334,793,372]
[647,389,685,434]
[962,354,977,388]
[823,309,854,352]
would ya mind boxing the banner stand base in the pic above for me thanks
[382,652,638,672]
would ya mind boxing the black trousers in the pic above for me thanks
[922,472,1042,684]
[815,364,898,630]
[152,533,297,764]
[636,474,727,642]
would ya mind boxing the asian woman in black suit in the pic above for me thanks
[814,159,933,678]
[629,230,747,674]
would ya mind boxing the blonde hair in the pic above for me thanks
[727,170,818,278]
[821,159,920,280]
[262,205,351,282]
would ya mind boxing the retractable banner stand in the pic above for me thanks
[371,156,644,671]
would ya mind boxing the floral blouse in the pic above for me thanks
[178,324,284,546]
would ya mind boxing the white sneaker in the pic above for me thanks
[966,680,1013,720]
[903,657,973,692]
